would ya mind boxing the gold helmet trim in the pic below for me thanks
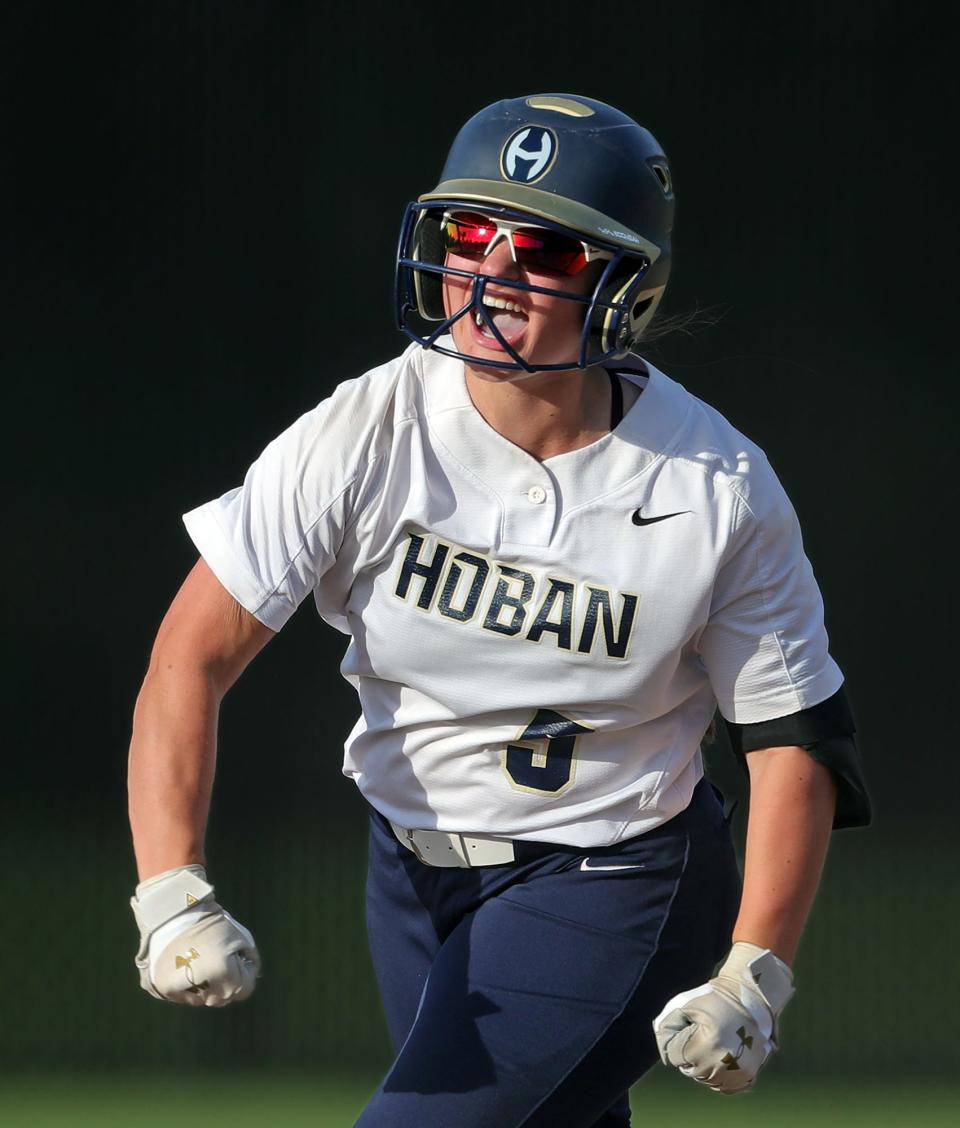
[419,178,661,260]
[524,96,595,117]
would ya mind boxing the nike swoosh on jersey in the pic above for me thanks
[579,859,647,872]
[631,508,688,526]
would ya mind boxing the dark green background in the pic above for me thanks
[4,0,956,1088]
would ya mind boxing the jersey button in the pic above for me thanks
[526,485,547,504]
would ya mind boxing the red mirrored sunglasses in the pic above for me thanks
[440,210,614,277]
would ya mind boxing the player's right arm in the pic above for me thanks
[127,556,275,1006]
[128,556,275,878]
[127,364,397,1005]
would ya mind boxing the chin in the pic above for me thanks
[469,365,539,383]
[451,328,579,380]
[467,354,586,382]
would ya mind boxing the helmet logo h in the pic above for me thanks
[501,127,557,183]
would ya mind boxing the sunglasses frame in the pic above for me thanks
[395,200,652,373]
[439,209,616,277]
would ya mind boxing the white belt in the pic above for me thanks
[390,822,517,867]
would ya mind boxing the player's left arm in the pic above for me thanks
[732,742,837,965]
[655,455,871,1092]
[653,744,838,1094]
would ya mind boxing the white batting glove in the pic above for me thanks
[652,941,795,1094]
[130,864,261,1007]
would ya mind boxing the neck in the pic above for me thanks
[464,363,613,461]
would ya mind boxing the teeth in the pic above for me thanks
[474,296,524,333]
[482,297,524,312]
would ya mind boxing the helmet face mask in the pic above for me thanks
[396,201,652,372]
[395,93,674,372]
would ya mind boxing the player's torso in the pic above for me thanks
[316,346,741,842]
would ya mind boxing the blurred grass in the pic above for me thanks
[6,811,958,1078]
[1,1073,958,1127]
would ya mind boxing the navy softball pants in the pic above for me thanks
[356,780,741,1128]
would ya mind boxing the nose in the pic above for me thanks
[482,235,520,278]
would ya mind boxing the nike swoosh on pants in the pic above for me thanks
[579,859,646,872]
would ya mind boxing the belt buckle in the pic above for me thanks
[392,824,515,868]
[397,826,470,867]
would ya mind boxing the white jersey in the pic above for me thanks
[183,339,842,846]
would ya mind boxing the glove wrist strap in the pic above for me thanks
[131,864,216,935]
[721,941,795,1015]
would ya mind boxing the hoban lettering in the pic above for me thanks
[394,533,639,660]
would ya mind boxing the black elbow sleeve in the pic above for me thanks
[722,686,872,830]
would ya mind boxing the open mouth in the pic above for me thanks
[470,296,529,348]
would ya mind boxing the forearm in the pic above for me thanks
[127,665,222,881]
[732,745,837,965]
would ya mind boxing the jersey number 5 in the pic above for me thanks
[504,709,592,795]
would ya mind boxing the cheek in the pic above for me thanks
[528,265,602,326]
[529,291,592,335]
[568,263,604,306]
[442,256,475,316]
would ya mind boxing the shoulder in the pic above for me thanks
[635,358,792,527]
[290,341,427,468]
[314,340,423,426]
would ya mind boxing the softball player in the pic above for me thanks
[128,94,869,1127]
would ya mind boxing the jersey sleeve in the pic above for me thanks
[698,460,843,724]
[181,384,373,632]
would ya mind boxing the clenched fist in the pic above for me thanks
[130,864,261,1007]
[652,942,794,1094]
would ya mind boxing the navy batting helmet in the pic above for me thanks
[395,93,674,371]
